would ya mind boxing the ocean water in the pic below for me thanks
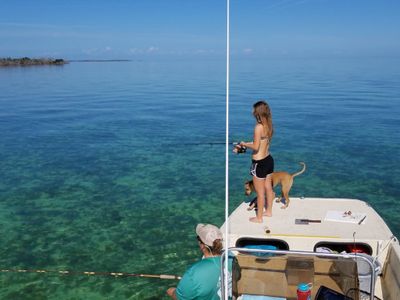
[0,57,399,299]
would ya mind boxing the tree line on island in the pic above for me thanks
[0,57,67,66]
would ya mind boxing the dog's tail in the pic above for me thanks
[291,162,306,178]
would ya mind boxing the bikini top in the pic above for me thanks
[258,123,270,144]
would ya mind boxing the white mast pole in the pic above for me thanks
[224,0,230,299]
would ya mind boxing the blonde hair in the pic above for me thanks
[253,100,273,139]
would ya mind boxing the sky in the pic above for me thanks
[0,0,399,60]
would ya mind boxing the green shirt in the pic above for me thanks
[176,256,221,300]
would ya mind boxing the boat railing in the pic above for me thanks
[220,247,377,300]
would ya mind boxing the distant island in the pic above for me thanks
[0,57,67,67]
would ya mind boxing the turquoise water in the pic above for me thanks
[0,57,399,299]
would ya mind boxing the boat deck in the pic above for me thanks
[221,198,400,299]
[223,197,393,256]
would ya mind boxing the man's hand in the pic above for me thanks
[166,287,177,299]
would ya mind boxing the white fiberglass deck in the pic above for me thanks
[223,198,394,256]
[221,198,400,299]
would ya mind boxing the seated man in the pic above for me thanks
[166,223,225,300]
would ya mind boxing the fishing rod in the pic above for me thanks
[182,141,242,146]
[181,141,234,145]
[182,141,247,153]
[0,268,181,280]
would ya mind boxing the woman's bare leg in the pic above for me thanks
[249,177,265,223]
[263,175,273,217]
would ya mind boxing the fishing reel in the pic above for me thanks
[233,142,247,154]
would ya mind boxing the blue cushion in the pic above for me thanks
[243,245,278,257]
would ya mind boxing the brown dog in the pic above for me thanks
[245,162,306,209]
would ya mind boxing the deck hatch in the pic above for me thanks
[314,241,372,255]
[235,237,290,250]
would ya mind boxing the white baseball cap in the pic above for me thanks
[196,224,223,247]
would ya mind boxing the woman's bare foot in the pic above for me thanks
[249,217,263,223]
[263,211,272,217]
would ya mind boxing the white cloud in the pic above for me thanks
[81,47,114,55]
[129,48,139,54]
[147,46,159,53]
[129,47,159,54]
[243,48,253,54]
[82,48,98,55]
[194,49,215,54]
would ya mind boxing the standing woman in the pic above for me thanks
[238,100,274,223]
